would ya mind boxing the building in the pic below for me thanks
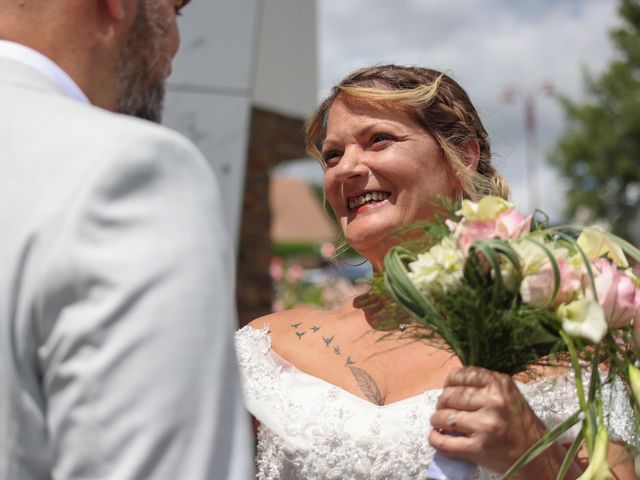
[162,0,319,326]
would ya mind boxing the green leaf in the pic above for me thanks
[555,429,584,480]
[502,410,583,480]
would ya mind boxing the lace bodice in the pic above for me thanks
[235,326,634,480]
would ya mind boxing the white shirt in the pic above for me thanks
[0,40,89,104]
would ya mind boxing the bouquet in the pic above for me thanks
[377,196,640,479]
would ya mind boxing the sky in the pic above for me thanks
[281,0,622,223]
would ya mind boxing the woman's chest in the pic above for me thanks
[276,333,460,406]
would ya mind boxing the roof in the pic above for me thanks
[270,176,338,243]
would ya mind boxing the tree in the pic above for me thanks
[550,0,640,241]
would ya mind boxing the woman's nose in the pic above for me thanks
[333,147,368,182]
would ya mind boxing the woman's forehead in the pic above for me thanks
[325,96,423,134]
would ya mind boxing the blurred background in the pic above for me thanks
[162,0,640,327]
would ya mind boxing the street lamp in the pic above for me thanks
[503,82,554,211]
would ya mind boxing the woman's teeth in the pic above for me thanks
[348,191,390,210]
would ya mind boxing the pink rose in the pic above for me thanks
[457,208,532,253]
[457,219,498,253]
[592,261,640,328]
[520,257,581,307]
[495,209,532,239]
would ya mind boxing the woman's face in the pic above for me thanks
[322,96,457,262]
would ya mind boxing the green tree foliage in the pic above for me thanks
[550,0,640,241]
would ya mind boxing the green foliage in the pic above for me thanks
[382,239,565,376]
[273,241,321,258]
[550,0,640,241]
[432,283,562,375]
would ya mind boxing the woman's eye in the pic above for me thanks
[371,134,394,145]
[322,150,341,165]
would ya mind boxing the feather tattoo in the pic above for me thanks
[349,366,385,406]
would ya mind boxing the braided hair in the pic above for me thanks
[305,65,510,201]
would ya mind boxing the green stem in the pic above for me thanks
[559,331,592,457]
[502,410,582,480]
[555,429,583,480]
[559,331,587,412]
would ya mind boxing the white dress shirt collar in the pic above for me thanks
[0,40,90,105]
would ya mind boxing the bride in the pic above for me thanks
[235,65,635,479]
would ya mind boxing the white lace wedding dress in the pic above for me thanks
[235,325,635,480]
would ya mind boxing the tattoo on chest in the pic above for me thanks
[289,321,385,406]
[348,366,386,406]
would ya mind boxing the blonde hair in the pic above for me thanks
[305,65,510,201]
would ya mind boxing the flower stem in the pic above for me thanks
[558,331,592,457]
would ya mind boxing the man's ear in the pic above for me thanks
[103,0,127,21]
[463,139,480,172]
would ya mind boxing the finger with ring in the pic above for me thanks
[447,414,457,427]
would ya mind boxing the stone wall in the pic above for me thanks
[236,107,307,327]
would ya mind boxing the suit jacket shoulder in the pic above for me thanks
[0,59,252,480]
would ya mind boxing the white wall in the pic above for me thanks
[162,0,318,247]
[163,0,261,247]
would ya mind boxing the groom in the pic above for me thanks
[0,0,252,479]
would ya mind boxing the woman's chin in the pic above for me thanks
[344,233,394,263]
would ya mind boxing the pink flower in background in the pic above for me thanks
[592,261,640,328]
[457,208,532,253]
[286,264,305,283]
[321,277,368,306]
[272,299,284,312]
[269,257,284,282]
[321,242,336,259]
[520,257,581,307]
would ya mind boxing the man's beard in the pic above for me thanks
[115,0,169,123]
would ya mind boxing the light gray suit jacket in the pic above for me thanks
[0,56,252,479]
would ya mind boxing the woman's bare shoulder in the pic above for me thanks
[248,306,337,339]
[247,305,350,361]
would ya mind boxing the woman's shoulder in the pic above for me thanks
[248,306,334,344]
[246,305,327,331]
[244,306,340,358]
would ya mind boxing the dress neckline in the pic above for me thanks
[243,325,441,410]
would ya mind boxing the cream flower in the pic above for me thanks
[455,196,512,222]
[513,237,557,276]
[408,237,465,295]
[557,297,607,343]
[577,228,628,268]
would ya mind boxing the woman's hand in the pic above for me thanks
[428,367,583,479]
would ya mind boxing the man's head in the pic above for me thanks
[116,0,189,122]
[0,0,190,121]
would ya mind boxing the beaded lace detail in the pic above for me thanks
[235,326,635,480]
